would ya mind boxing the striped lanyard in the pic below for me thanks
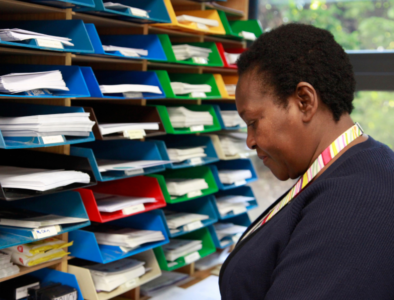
[255,123,363,230]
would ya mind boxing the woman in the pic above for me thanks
[219,23,394,299]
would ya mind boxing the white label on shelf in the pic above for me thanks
[122,203,145,215]
[124,168,144,176]
[234,180,247,186]
[190,157,203,165]
[187,190,202,198]
[123,92,144,98]
[123,129,146,139]
[192,57,208,64]
[190,91,207,98]
[167,261,178,267]
[36,38,64,49]
[42,135,64,144]
[184,251,200,264]
[239,31,257,41]
[16,283,40,299]
[190,125,204,132]
[125,279,137,288]
[183,220,203,232]
[232,206,247,215]
[129,8,149,18]
[196,23,209,30]
[34,226,58,239]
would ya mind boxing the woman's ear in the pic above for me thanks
[294,82,319,123]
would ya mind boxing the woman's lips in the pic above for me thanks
[258,154,269,163]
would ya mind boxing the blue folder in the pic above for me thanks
[0,102,94,149]
[29,0,94,8]
[154,195,218,238]
[31,268,84,300]
[214,186,258,219]
[0,65,90,98]
[208,212,251,249]
[212,103,247,130]
[70,139,168,182]
[0,191,90,250]
[75,0,171,24]
[0,20,94,53]
[80,67,165,100]
[85,24,167,61]
[151,135,219,169]
[69,211,169,263]
[210,158,258,190]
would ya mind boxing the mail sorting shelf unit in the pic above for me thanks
[0,0,254,298]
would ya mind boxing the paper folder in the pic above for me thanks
[80,67,165,100]
[85,24,167,61]
[69,249,161,300]
[70,139,167,182]
[0,20,94,53]
[77,176,167,223]
[209,159,258,190]
[148,166,218,204]
[154,227,216,271]
[0,191,90,250]
[69,211,169,264]
[208,213,251,249]
[214,186,258,219]
[154,0,225,35]
[0,65,90,99]
[154,195,218,238]
[75,0,171,24]
[0,102,94,149]
[150,135,219,169]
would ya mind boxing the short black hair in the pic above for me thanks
[237,23,355,121]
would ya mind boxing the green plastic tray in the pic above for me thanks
[153,71,222,100]
[148,166,218,204]
[157,35,224,67]
[217,11,263,40]
[150,104,222,134]
[154,227,216,271]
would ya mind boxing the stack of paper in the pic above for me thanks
[0,166,90,191]
[99,84,162,95]
[220,111,246,128]
[94,192,156,214]
[216,195,255,205]
[0,112,95,137]
[239,31,257,41]
[224,52,240,65]
[214,223,247,246]
[170,83,211,95]
[216,194,255,215]
[165,211,209,234]
[218,170,252,184]
[176,15,219,30]
[225,84,236,96]
[0,70,69,94]
[0,207,88,229]
[218,133,251,156]
[172,45,211,62]
[86,258,145,292]
[103,3,149,17]
[141,271,190,296]
[92,227,165,249]
[98,123,159,138]
[102,45,148,57]
[167,146,206,163]
[0,251,19,279]
[97,159,170,174]
[163,239,202,261]
[0,28,74,47]
[167,107,213,128]
[165,178,208,197]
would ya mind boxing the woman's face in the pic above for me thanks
[236,71,315,181]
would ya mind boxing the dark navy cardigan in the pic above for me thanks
[219,137,394,300]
